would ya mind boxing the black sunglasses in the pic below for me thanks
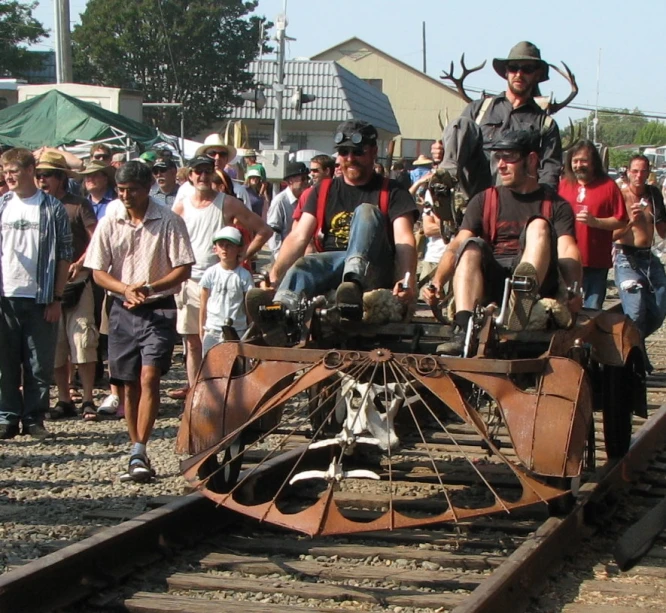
[337,146,365,157]
[506,63,539,75]
[152,166,171,175]
[93,153,111,160]
[36,171,58,179]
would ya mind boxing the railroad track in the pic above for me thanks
[2,388,666,613]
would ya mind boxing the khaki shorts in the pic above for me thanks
[54,281,100,367]
[176,278,201,335]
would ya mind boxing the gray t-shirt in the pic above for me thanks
[199,263,254,333]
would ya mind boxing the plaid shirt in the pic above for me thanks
[0,190,74,304]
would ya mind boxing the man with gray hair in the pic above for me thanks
[432,41,563,198]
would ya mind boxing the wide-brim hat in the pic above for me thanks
[79,159,116,179]
[195,134,237,161]
[492,41,549,83]
[412,154,433,166]
[243,149,258,157]
[35,151,80,178]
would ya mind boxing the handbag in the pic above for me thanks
[61,276,89,309]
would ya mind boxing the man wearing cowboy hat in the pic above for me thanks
[174,134,254,211]
[243,149,266,181]
[80,159,117,221]
[410,154,434,184]
[0,148,73,439]
[35,152,100,422]
[433,41,562,198]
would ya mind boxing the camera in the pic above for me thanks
[639,198,650,208]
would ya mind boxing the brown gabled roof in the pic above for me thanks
[311,37,462,99]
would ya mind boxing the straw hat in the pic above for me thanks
[35,151,80,178]
[79,159,116,180]
[195,134,237,161]
[412,154,433,166]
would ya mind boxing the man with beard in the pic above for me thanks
[84,161,194,482]
[431,42,562,199]
[613,154,666,348]
[246,120,418,344]
[424,131,581,356]
[558,140,627,309]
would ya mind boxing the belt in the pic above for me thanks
[614,243,652,256]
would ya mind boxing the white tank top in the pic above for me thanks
[181,193,226,280]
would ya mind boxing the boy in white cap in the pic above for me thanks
[199,226,255,356]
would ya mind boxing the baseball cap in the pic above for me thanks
[334,120,378,148]
[212,226,243,246]
[153,157,177,170]
[246,168,262,179]
[188,155,215,169]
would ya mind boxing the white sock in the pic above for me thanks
[130,443,146,459]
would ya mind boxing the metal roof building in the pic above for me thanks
[211,60,400,155]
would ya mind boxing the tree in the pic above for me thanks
[72,0,268,137]
[567,109,648,147]
[635,121,666,147]
[0,1,47,77]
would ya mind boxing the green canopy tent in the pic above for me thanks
[0,89,169,152]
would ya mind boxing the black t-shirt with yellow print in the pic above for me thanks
[302,174,418,252]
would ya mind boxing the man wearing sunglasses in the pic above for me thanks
[90,144,113,166]
[425,131,581,356]
[171,156,271,399]
[149,157,179,208]
[433,41,562,198]
[247,120,418,343]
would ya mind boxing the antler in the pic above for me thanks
[547,61,578,115]
[440,53,487,103]
[561,118,584,152]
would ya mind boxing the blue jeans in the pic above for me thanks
[615,250,666,339]
[582,267,609,310]
[275,203,394,310]
[0,297,58,426]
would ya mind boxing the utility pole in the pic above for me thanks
[54,0,73,83]
[273,12,287,150]
[593,48,601,145]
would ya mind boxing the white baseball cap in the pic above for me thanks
[212,226,243,246]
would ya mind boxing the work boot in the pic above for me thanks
[335,281,363,320]
[506,262,540,331]
[436,326,466,356]
[0,423,19,440]
[245,288,288,346]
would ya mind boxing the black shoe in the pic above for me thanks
[506,262,539,332]
[0,423,19,440]
[336,281,363,320]
[245,288,288,346]
[22,422,50,439]
[436,326,466,356]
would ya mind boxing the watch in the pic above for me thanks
[144,284,155,296]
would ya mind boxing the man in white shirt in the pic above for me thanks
[0,148,73,439]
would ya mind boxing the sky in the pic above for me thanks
[32,0,666,130]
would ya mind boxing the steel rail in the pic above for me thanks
[0,493,228,613]
[452,404,666,613]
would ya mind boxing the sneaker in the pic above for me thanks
[97,394,119,416]
[506,262,540,332]
[22,422,50,439]
[0,423,20,440]
[120,453,156,483]
[335,281,363,320]
[436,326,466,356]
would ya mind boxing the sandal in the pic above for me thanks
[81,401,98,422]
[47,400,77,420]
[120,454,156,483]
